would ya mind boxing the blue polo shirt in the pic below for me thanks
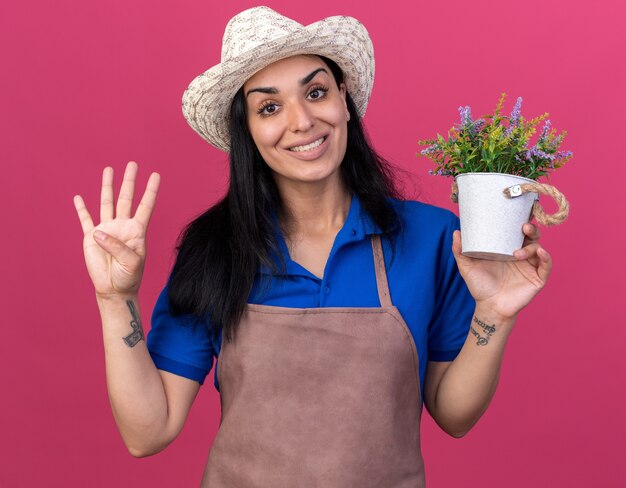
[147,196,475,401]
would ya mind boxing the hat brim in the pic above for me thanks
[182,15,374,152]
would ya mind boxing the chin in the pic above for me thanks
[280,165,342,186]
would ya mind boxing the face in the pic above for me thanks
[243,55,349,189]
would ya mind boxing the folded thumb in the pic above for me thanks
[92,230,138,267]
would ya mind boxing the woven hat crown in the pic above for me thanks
[221,7,305,60]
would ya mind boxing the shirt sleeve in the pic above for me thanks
[428,213,475,361]
[146,283,215,384]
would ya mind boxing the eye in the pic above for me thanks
[257,101,279,116]
[308,85,329,100]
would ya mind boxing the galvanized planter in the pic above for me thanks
[455,172,538,261]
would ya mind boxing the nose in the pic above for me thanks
[287,100,314,132]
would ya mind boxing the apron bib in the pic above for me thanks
[201,235,425,487]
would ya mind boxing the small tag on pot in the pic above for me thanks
[507,184,523,197]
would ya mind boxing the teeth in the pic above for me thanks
[289,137,325,152]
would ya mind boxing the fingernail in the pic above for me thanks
[515,250,526,259]
[94,230,106,241]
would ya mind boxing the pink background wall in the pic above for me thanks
[2,0,624,486]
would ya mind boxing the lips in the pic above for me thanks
[287,135,328,152]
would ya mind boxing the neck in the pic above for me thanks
[276,176,351,239]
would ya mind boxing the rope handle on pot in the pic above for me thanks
[503,182,570,226]
[450,181,570,226]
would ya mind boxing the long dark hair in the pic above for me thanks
[168,56,401,342]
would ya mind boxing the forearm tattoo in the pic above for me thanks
[122,300,144,347]
[470,316,497,346]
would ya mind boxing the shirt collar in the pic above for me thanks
[258,194,395,276]
[352,193,401,236]
[354,194,382,236]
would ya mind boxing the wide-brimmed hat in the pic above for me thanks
[182,6,375,152]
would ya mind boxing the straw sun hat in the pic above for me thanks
[182,6,375,152]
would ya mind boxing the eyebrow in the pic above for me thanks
[245,68,328,98]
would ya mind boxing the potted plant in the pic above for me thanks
[418,93,572,260]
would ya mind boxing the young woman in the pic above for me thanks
[73,7,552,487]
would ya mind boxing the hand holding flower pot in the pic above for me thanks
[419,94,571,261]
[451,222,553,321]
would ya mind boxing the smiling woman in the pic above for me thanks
[74,6,554,487]
[244,56,349,194]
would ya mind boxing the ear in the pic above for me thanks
[339,82,348,116]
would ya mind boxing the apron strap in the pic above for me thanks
[371,235,393,307]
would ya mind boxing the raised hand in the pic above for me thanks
[452,223,552,321]
[73,161,161,298]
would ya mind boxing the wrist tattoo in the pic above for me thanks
[122,300,144,347]
[470,316,497,346]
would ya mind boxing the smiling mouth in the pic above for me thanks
[288,136,327,152]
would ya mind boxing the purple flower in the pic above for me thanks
[458,106,473,127]
[510,97,523,125]
[421,145,439,156]
[472,119,485,133]
[539,119,551,141]
[429,168,454,176]
[555,150,573,159]
[505,97,523,135]
[526,146,555,162]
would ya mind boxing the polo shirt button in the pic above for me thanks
[351,229,357,236]
[324,285,330,294]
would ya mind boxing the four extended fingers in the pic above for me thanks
[75,161,160,232]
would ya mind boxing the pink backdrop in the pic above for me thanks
[2,0,624,486]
